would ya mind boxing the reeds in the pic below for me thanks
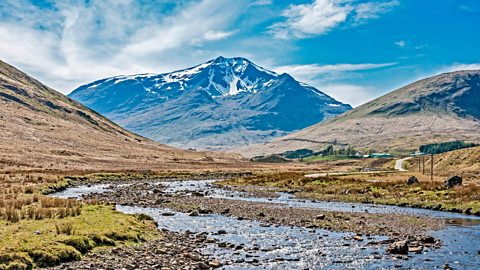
[0,174,83,223]
[55,222,75,235]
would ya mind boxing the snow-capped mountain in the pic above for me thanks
[69,57,352,150]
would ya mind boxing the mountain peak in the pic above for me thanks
[70,58,351,150]
[212,56,250,64]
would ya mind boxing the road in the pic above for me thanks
[305,170,393,178]
[394,157,413,172]
[305,157,413,178]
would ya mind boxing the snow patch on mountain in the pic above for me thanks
[69,56,352,150]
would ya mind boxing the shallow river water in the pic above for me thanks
[52,180,480,269]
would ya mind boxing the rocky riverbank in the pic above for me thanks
[46,230,222,270]
[80,180,444,250]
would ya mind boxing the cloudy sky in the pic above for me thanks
[1,0,479,106]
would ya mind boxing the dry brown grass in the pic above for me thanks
[0,174,84,223]
[222,171,480,215]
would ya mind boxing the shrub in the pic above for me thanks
[55,222,74,235]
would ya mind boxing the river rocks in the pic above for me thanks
[386,240,409,254]
[69,178,450,269]
[188,210,199,216]
[408,246,423,253]
[162,212,175,216]
[47,231,215,270]
[191,191,205,197]
[199,208,211,214]
[444,176,462,188]
[353,234,363,241]
[407,176,419,185]
[205,238,216,243]
[184,252,202,261]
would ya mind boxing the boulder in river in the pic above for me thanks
[189,210,199,216]
[407,176,419,185]
[386,240,409,254]
[444,176,462,188]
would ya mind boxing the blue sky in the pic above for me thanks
[0,0,479,106]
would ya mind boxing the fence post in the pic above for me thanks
[430,154,434,181]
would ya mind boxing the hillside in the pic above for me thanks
[236,70,480,157]
[69,57,351,150]
[0,60,240,172]
[429,146,480,179]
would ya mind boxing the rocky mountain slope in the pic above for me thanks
[236,70,480,157]
[69,57,351,150]
[0,60,239,171]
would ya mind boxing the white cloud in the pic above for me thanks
[274,62,396,106]
[269,0,399,39]
[322,84,377,107]
[395,40,406,48]
[354,0,399,23]
[0,0,256,93]
[203,30,236,41]
[275,62,396,81]
[442,63,480,72]
[252,0,273,6]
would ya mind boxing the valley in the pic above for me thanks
[1,23,479,270]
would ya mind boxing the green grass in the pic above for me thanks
[302,155,353,162]
[0,205,158,270]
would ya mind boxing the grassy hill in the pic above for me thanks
[0,60,241,172]
[236,70,480,157]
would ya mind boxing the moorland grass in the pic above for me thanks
[0,173,158,270]
[220,171,480,215]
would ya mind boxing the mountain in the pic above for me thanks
[69,57,351,150]
[0,60,239,171]
[236,70,480,157]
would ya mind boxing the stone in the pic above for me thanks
[217,229,227,235]
[386,240,409,255]
[186,252,202,261]
[420,236,435,244]
[208,260,223,268]
[161,212,175,216]
[205,238,216,243]
[408,246,423,253]
[444,176,462,188]
[316,214,326,220]
[198,262,210,269]
[407,176,419,185]
[188,210,199,217]
[199,208,211,214]
[353,235,363,241]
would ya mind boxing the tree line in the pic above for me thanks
[419,141,478,154]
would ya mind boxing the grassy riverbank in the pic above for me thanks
[0,170,258,269]
[0,173,158,270]
[220,171,480,216]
